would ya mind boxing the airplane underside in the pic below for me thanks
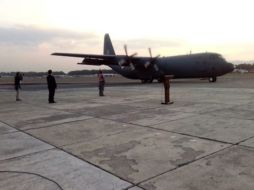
[110,65,219,83]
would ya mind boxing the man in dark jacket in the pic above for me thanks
[47,69,57,103]
[14,72,23,101]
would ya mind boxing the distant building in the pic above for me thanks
[234,69,248,73]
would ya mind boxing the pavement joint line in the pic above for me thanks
[24,103,84,114]
[14,100,95,116]
[11,92,238,116]
[23,117,95,131]
[163,129,232,144]
[234,134,254,145]
[0,120,20,135]
[98,112,199,127]
[0,130,27,136]
[201,113,254,121]
[0,117,136,187]
[99,102,242,122]
[124,185,146,190]
[22,102,128,117]
[0,171,64,190]
[0,119,18,132]
[1,101,99,131]
[59,130,136,148]
[197,102,254,120]
[94,116,234,145]
[53,146,136,188]
[232,101,254,107]
[0,148,56,163]
[158,103,236,114]
[227,106,254,113]
[122,185,135,190]
[197,105,241,116]
[128,114,198,127]
[0,93,241,115]
[238,144,254,150]
[140,125,234,145]
[135,144,235,186]
[116,118,253,146]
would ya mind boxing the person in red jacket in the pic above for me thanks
[98,70,105,96]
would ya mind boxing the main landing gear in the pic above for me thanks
[209,76,217,82]
[141,79,154,83]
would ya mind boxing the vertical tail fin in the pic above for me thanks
[104,33,115,55]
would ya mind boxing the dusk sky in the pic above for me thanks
[0,0,253,72]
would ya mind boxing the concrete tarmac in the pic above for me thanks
[1,74,254,189]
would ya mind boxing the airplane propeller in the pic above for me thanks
[124,44,128,56]
[119,44,137,70]
[124,44,137,57]
[144,48,160,71]
[149,47,152,57]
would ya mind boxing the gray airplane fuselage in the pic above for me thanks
[109,53,234,81]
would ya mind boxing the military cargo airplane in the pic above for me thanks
[52,34,234,83]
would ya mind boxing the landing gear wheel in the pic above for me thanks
[141,79,153,83]
[157,78,163,83]
[148,79,153,83]
[209,76,217,82]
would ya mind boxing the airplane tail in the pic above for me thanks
[104,34,115,55]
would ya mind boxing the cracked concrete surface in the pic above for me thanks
[1,75,254,189]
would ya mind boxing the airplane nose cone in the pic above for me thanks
[227,63,234,72]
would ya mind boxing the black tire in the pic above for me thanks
[157,78,163,83]
[148,79,153,83]
[209,76,217,82]
[141,79,153,83]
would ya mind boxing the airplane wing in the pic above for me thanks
[52,53,116,59]
[52,53,154,68]
[52,53,118,65]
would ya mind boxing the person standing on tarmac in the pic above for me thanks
[98,70,105,96]
[14,72,23,101]
[47,69,57,103]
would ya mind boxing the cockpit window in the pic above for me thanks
[209,54,217,59]
[218,55,226,62]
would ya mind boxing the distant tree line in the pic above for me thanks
[0,69,116,77]
[235,63,254,71]
[0,71,65,77]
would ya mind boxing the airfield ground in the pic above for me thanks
[0,73,254,190]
